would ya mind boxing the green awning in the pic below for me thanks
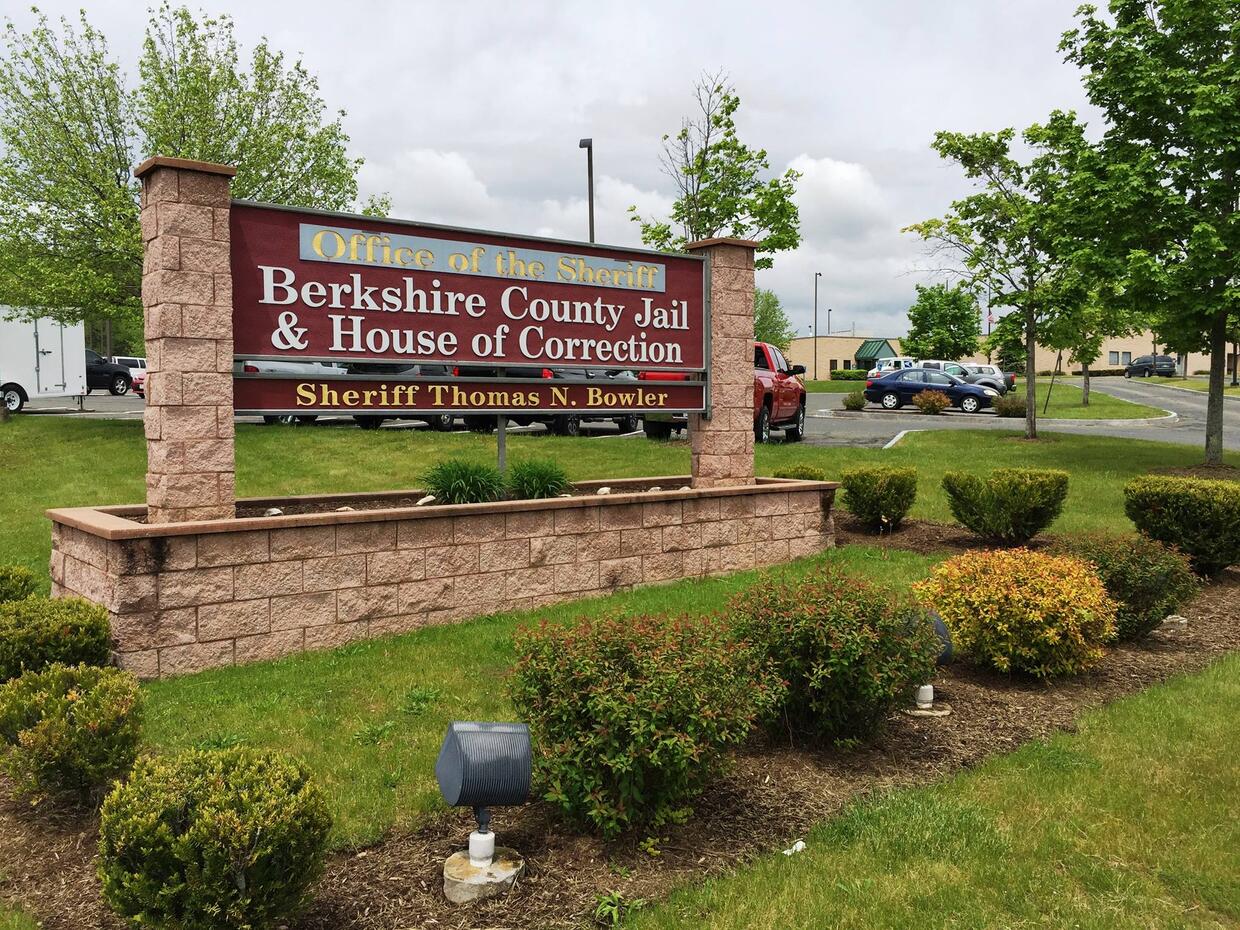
[855,338,897,361]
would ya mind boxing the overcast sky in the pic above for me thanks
[18,1,1098,338]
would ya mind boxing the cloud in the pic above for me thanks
[358,149,495,227]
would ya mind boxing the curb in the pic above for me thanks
[816,408,1178,427]
[1122,379,1240,402]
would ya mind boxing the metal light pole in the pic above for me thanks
[827,307,833,336]
[813,272,822,380]
[579,138,595,243]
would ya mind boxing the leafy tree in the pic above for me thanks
[1061,0,1240,464]
[0,5,368,329]
[753,287,795,351]
[984,312,1028,373]
[900,283,980,361]
[630,71,800,270]
[905,123,1079,440]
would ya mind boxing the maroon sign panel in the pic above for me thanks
[233,377,706,415]
[230,203,707,372]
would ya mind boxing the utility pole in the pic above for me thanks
[579,138,595,243]
[827,306,833,336]
[813,272,822,379]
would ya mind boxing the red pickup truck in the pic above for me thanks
[640,341,807,442]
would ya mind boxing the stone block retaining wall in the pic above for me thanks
[49,477,835,679]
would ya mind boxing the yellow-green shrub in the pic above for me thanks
[914,549,1116,678]
[0,566,37,603]
[840,466,918,531]
[1124,475,1240,576]
[0,597,111,683]
[942,468,1068,544]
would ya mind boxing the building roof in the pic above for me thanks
[854,338,898,360]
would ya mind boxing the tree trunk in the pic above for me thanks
[1081,362,1090,407]
[1024,304,1037,440]
[1205,309,1227,465]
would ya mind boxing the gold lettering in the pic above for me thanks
[295,382,315,405]
[550,386,569,405]
[312,229,346,259]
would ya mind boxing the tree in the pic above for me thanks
[984,312,1028,373]
[905,121,1079,440]
[900,283,981,361]
[753,287,795,351]
[1061,0,1240,464]
[630,72,800,270]
[0,6,368,330]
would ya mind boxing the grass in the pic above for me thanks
[3,416,1234,589]
[632,653,1240,930]
[1143,376,1240,397]
[143,545,941,848]
[803,379,866,393]
[1032,380,1167,419]
[0,909,37,930]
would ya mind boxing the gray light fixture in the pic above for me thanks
[435,721,532,904]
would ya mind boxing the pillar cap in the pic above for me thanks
[685,237,760,251]
[134,156,237,179]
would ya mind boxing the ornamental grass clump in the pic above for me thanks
[0,663,142,801]
[840,466,918,531]
[913,389,952,414]
[728,567,938,742]
[421,458,506,505]
[508,614,782,838]
[0,566,37,603]
[98,748,332,930]
[507,458,572,499]
[993,394,1026,418]
[1049,534,1198,641]
[1123,475,1240,576]
[941,467,1069,544]
[842,389,867,411]
[914,549,1117,678]
[0,597,111,683]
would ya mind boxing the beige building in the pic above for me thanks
[789,330,1223,378]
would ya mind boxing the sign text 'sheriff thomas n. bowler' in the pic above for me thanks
[230,203,707,372]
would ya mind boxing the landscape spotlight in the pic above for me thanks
[435,721,532,904]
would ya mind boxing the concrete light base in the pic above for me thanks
[443,847,525,904]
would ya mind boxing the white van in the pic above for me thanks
[0,313,87,413]
[111,356,148,378]
[866,356,917,378]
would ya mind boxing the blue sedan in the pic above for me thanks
[863,369,998,413]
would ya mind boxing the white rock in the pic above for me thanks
[648,486,662,492]
[262,507,283,517]
[416,495,436,506]
[597,487,611,495]
[334,505,355,512]
[782,840,807,856]
[443,847,525,905]
[558,493,573,498]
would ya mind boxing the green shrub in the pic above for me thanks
[913,389,951,414]
[942,468,1069,544]
[98,748,331,930]
[915,549,1116,678]
[840,466,917,531]
[0,566,37,603]
[0,597,111,683]
[0,663,141,800]
[830,369,867,381]
[729,568,938,741]
[1124,475,1240,576]
[509,614,781,838]
[422,459,505,505]
[1049,534,1198,641]
[773,464,827,481]
[993,394,1026,418]
[507,458,572,499]
[842,389,867,411]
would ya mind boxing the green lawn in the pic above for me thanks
[633,653,1240,930]
[0,909,36,930]
[804,379,865,392]
[1032,380,1167,419]
[1144,377,1240,397]
[2,416,1232,589]
[144,545,941,848]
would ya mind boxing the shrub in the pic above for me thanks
[507,458,571,499]
[942,468,1069,544]
[830,369,867,381]
[1124,475,1240,576]
[914,549,1116,678]
[840,466,917,531]
[508,614,781,838]
[98,748,332,930]
[422,459,505,505]
[0,566,37,603]
[842,389,867,411]
[0,597,111,683]
[913,389,951,414]
[773,464,827,481]
[729,568,938,741]
[993,394,1026,418]
[0,663,141,800]
[1049,534,1198,641]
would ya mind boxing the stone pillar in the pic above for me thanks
[686,238,758,488]
[135,156,237,523]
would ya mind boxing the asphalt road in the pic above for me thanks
[21,376,1238,450]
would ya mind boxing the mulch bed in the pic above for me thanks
[1154,463,1240,481]
[3,547,1238,929]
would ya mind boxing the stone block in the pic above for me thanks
[145,303,182,339]
[757,540,791,566]
[336,521,397,554]
[369,613,426,637]
[114,573,158,613]
[144,168,179,205]
[152,269,215,306]
[180,304,232,340]
[158,566,234,608]
[271,591,336,630]
[642,550,684,582]
[197,530,269,567]
[682,498,722,524]
[529,535,577,566]
[720,496,756,519]
[598,503,643,530]
[198,599,271,640]
[505,567,555,599]
[789,534,829,559]
[771,513,806,540]
[235,629,305,664]
[701,519,738,548]
[504,510,554,538]
[159,640,234,676]
[600,557,642,588]
[305,621,368,651]
[116,649,160,680]
[642,501,683,527]
[177,170,231,206]
[158,202,214,239]
[111,608,197,652]
[182,371,232,405]
[271,525,336,560]
[553,507,599,535]
[478,539,530,573]
[425,544,479,577]
[338,584,398,622]
[213,207,231,240]
[754,493,791,517]
[661,523,702,553]
[575,530,619,562]
[304,555,364,592]
[453,513,506,544]
[398,516,454,548]
[399,577,454,613]
[110,536,197,574]
[554,562,599,594]
[366,548,426,584]
[178,237,230,273]
[234,559,302,598]
[619,527,662,557]
[719,543,757,572]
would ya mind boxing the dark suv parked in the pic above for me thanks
[85,349,132,395]
[1125,355,1177,378]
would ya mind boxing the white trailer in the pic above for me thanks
[0,313,87,413]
